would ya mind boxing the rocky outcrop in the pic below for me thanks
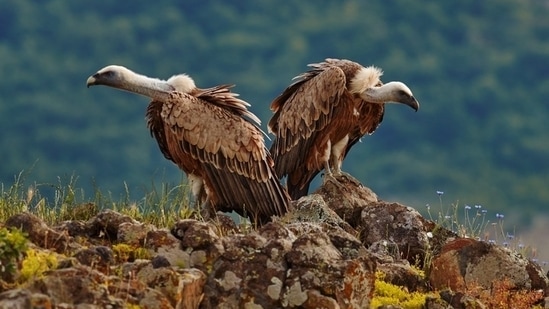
[430,237,547,291]
[0,175,547,308]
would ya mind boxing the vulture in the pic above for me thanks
[87,65,291,224]
[269,58,420,199]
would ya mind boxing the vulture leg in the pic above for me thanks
[321,161,346,190]
[199,197,217,221]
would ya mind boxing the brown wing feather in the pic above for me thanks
[153,91,289,223]
[269,65,347,179]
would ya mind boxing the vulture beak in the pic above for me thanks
[408,96,420,112]
[86,74,99,88]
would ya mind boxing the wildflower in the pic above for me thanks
[502,242,509,247]
[488,239,496,244]
[474,205,482,209]
[444,215,451,220]
[518,243,525,249]
[496,213,504,219]
[532,258,539,263]
[464,205,471,210]
[426,232,433,238]
[481,209,488,214]
[436,190,444,195]
[425,204,430,210]
[506,233,515,240]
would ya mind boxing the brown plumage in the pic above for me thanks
[269,58,420,199]
[87,65,290,224]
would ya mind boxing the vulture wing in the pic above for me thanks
[269,65,347,182]
[153,90,289,223]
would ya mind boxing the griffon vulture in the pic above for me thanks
[269,58,420,199]
[87,65,291,224]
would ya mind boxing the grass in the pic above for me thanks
[0,170,195,228]
[424,190,544,267]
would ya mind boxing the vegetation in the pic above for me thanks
[372,271,429,309]
[0,172,194,228]
[18,249,59,283]
[0,227,28,283]
[1,1,548,228]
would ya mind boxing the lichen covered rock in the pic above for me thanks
[429,237,548,292]
[0,176,547,308]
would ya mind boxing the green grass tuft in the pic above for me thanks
[0,171,195,228]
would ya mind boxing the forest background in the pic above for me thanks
[1,1,548,255]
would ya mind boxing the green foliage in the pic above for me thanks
[0,172,193,230]
[112,243,151,263]
[1,1,548,227]
[0,228,28,282]
[18,249,59,283]
[371,271,430,309]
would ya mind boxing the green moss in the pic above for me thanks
[371,271,431,309]
[0,227,28,282]
[18,248,58,283]
[112,243,151,263]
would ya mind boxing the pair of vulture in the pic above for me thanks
[86,58,419,224]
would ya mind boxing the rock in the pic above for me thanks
[176,268,206,309]
[117,221,155,246]
[284,223,376,308]
[73,246,114,272]
[314,174,378,227]
[429,237,549,292]
[438,289,487,309]
[199,220,376,308]
[54,220,88,238]
[171,220,224,272]
[145,229,190,267]
[0,289,32,309]
[283,194,356,235]
[357,202,432,265]
[29,265,125,307]
[377,261,428,292]
[2,176,547,308]
[5,212,74,253]
[86,209,137,240]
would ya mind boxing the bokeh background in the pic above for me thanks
[1,1,548,257]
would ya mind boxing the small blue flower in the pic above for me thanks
[488,239,496,244]
[506,233,515,240]
[444,215,451,219]
[496,213,504,219]
[426,204,430,210]
[464,205,471,210]
[436,190,444,195]
[481,209,488,214]
[474,205,482,209]
[532,258,539,263]
[502,242,509,247]
[518,243,524,249]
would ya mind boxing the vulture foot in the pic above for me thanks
[198,200,217,222]
[322,172,346,191]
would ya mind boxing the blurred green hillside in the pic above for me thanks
[1,0,548,225]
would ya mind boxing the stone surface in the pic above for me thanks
[430,237,549,292]
[357,201,432,265]
[1,177,547,308]
[5,212,74,253]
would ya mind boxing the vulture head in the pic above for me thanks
[87,65,175,100]
[87,65,137,88]
[350,66,420,111]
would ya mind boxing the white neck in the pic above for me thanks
[121,71,175,101]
